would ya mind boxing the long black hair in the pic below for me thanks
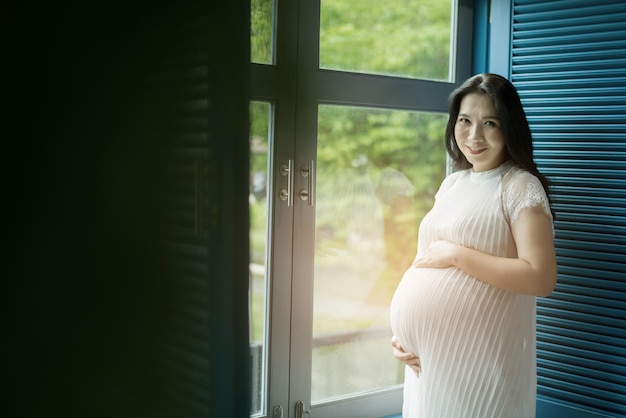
[444,73,552,206]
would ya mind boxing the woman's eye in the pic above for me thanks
[485,120,497,127]
[458,117,470,124]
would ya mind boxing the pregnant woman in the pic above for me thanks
[390,73,557,418]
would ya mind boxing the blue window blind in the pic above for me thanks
[511,1,626,417]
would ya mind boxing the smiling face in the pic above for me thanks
[454,93,508,172]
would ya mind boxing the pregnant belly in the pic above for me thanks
[389,265,489,357]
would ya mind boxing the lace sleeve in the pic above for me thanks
[504,170,553,227]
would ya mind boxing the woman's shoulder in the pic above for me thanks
[501,163,552,223]
[502,164,544,191]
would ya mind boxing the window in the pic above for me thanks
[249,1,473,416]
[319,0,453,80]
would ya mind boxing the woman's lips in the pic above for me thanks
[466,146,487,155]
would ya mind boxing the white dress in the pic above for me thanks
[390,161,553,418]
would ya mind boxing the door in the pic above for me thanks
[250,0,474,416]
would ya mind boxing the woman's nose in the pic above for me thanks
[468,124,483,141]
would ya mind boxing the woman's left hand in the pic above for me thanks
[391,336,421,377]
[412,240,459,269]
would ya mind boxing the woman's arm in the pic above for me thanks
[413,204,557,297]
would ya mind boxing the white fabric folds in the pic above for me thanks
[390,161,552,418]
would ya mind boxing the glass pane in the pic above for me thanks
[249,101,272,415]
[312,105,447,403]
[251,0,274,64]
[320,0,453,80]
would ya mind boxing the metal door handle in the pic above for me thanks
[295,401,310,418]
[279,159,294,206]
[272,405,283,418]
[300,160,315,206]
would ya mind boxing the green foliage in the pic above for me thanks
[316,106,447,305]
[316,106,447,226]
[250,102,270,174]
[251,0,273,63]
[320,0,451,80]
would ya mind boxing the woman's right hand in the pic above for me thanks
[391,336,421,377]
